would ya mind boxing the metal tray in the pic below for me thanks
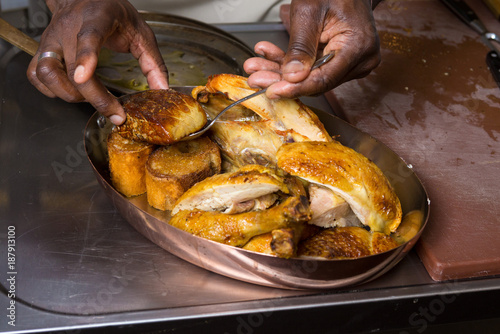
[96,13,255,94]
[84,89,430,290]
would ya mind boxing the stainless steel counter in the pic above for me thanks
[1,21,499,334]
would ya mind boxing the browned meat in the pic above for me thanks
[169,196,311,247]
[116,89,207,145]
[298,226,400,260]
[171,164,289,215]
[277,141,402,234]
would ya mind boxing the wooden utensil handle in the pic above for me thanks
[0,18,39,56]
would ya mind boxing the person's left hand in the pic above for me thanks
[243,0,381,99]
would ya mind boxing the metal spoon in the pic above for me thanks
[179,52,335,141]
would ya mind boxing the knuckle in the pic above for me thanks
[63,95,84,103]
[287,36,318,59]
[36,63,58,83]
[91,98,115,114]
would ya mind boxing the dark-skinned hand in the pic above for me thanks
[27,0,169,125]
[244,0,382,99]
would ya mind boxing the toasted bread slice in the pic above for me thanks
[116,89,207,145]
[145,137,221,211]
[107,132,155,197]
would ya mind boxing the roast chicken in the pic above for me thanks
[108,75,414,260]
[298,226,400,259]
[171,164,289,215]
[277,141,403,234]
[170,165,311,247]
[193,74,331,142]
[192,74,331,170]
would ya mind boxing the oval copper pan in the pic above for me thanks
[84,93,430,290]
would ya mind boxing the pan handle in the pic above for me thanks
[486,51,500,89]
[0,18,39,56]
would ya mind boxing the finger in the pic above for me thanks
[76,75,126,125]
[282,1,323,83]
[35,50,85,102]
[253,41,286,61]
[244,57,281,74]
[247,70,282,89]
[266,48,357,99]
[27,57,57,98]
[132,22,169,89]
[72,17,109,85]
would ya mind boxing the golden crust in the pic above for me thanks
[195,74,331,142]
[116,89,207,145]
[107,132,155,197]
[298,226,400,259]
[277,141,402,234]
[145,137,221,211]
[169,196,310,247]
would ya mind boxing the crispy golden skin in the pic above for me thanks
[193,74,331,142]
[298,226,400,259]
[145,137,221,211]
[242,228,298,258]
[192,86,319,170]
[393,210,425,244]
[277,141,402,234]
[169,196,311,247]
[107,132,155,197]
[116,89,207,145]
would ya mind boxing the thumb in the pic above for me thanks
[281,2,322,83]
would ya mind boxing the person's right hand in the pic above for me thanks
[27,0,169,125]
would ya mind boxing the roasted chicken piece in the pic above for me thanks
[192,74,332,142]
[277,141,402,234]
[243,227,300,258]
[170,165,311,248]
[393,210,425,244]
[172,164,289,215]
[194,90,260,122]
[208,120,309,170]
[116,89,207,145]
[193,89,319,170]
[169,196,310,247]
[298,226,400,260]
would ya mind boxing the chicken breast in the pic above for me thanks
[194,74,332,142]
[171,164,289,215]
[277,141,402,234]
[116,89,207,145]
[308,184,362,228]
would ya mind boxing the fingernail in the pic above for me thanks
[74,65,85,82]
[283,60,305,74]
[110,115,125,125]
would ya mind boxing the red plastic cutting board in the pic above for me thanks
[326,0,500,281]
